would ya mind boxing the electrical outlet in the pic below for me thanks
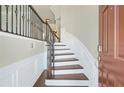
[31,43,35,48]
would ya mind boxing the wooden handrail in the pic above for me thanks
[45,22,60,40]
[30,5,59,41]
[29,5,45,24]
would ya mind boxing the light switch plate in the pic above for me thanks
[31,43,35,48]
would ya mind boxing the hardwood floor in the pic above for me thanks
[33,70,47,87]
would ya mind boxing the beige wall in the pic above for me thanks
[0,32,46,68]
[61,6,99,58]
[33,5,55,23]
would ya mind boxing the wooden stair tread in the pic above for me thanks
[46,45,66,46]
[52,65,83,70]
[54,58,79,62]
[55,48,70,50]
[50,74,88,80]
[55,53,74,56]
[48,49,70,51]
[54,45,66,46]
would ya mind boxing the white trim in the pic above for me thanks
[53,61,80,66]
[61,29,98,86]
[54,69,85,75]
[55,50,71,54]
[0,53,47,87]
[55,55,76,60]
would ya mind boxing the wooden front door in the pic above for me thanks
[99,5,124,87]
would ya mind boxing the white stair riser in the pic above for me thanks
[54,43,65,45]
[55,55,76,60]
[54,69,84,75]
[45,80,90,86]
[52,43,91,86]
[53,61,80,66]
[54,46,69,49]
[55,50,71,54]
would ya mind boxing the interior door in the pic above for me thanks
[99,5,124,87]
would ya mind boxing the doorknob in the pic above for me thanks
[97,45,102,52]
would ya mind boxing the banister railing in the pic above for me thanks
[0,5,59,78]
[45,21,56,78]
[47,23,60,42]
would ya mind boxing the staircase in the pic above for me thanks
[45,43,90,87]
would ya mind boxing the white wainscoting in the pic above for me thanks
[0,52,47,87]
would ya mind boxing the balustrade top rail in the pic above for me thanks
[0,5,59,42]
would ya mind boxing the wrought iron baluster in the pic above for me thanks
[15,5,18,34]
[23,5,24,36]
[11,5,13,33]
[25,5,27,37]
[5,5,9,32]
[0,5,1,30]
[52,34,55,78]
[28,6,30,37]
[20,5,21,35]
[29,8,33,38]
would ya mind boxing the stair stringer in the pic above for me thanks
[61,28,98,87]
